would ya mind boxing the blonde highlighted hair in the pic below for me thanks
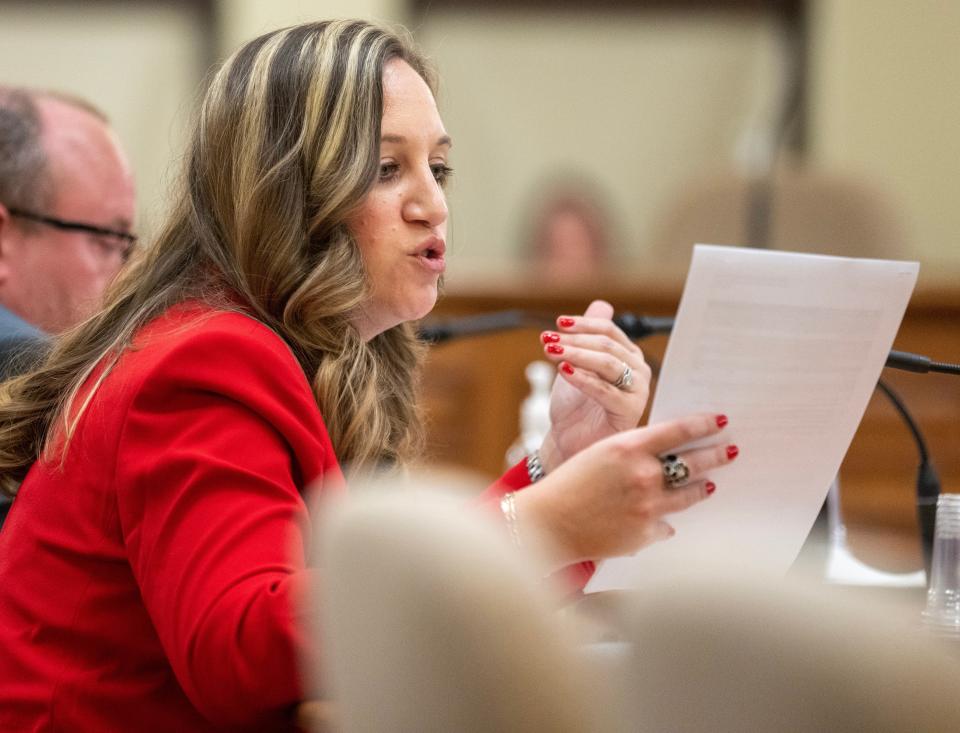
[0,20,435,494]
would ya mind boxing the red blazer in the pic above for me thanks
[0,303,590,732]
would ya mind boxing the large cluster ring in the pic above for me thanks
[661,454,691,488]
[612,362,634,391]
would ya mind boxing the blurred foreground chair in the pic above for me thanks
[614,576,960,733]
[306,481,960,733]
[651,160,909,274]
[310,483,605,733]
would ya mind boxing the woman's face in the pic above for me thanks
[348,58,451,341]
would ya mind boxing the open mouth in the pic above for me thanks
[414,238,446,273]
[418,235,445,258]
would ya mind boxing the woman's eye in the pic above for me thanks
[378,161,452,186]
[431,163,453,186]
[378,162,400,182]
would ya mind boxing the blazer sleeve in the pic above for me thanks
[113,323,328,726]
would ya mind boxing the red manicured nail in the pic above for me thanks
[558,317,575,328]
[541,331,560,344]
[726,445,739,460]
[706,481,716,495]
[546,343,564,355]
[561,362,575,375]
[716,414,728,428]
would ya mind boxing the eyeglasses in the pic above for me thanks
[8,207,137,262]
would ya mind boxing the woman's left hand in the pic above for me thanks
[538,300,651,473]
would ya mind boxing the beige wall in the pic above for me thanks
[418,10,783,283]
[425,4,960,284]
[2,2,957,282]
[809,0,960,279]
[0,2,206,236]
[0,0,408,241]
[217,0,406,55]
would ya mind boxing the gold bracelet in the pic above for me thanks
[499,492,521,548]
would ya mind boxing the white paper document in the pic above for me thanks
[586,245,919,593]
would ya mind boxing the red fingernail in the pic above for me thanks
[716,414,728,428]
[706,481,716,495]
[541,331,560,344]
[726,445,739,460]
[558,317,575,328]
[561,362,575,375]
[546,343,564,355]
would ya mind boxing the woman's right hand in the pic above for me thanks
[513,413,735,569]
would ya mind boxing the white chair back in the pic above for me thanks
[312,482,602,733]
[616,576,960,733]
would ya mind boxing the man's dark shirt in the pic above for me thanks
[0,304,48,529]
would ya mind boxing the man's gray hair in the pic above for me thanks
[0,87,51,217]
[0,87,110,221]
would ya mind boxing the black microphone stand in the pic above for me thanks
[875,380,941,580]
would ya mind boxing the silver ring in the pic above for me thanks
[612,362,634,391]
[661,454,690,488]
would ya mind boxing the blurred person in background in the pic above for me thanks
[0,87,136,528]
[0,21,734,731]
[526,179,617,286]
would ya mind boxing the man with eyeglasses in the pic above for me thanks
[0,87,135,350]
[0,86,135,526]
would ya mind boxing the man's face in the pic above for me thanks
[0,98,135,333]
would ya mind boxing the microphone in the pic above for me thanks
[420,311,678,344]
[418,310,543,344]
[611,313,675,340]
[886,350,960,376]
[613,313,960,375]
[613,313,960,374]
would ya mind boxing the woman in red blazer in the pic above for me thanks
[0,20,734,732]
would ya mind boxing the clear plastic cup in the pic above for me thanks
[921,494,960,635]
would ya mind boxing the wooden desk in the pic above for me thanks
[420,280,960,572]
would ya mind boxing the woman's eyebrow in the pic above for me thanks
[380,133,452,148]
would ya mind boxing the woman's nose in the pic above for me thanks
[404,169,448,228]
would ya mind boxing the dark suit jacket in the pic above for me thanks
[0,305,48,528]
[0,304,47,381]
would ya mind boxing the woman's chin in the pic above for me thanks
[355,289,439,341]
[404,287,440,324]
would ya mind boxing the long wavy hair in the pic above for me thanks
[0,20,434,495]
